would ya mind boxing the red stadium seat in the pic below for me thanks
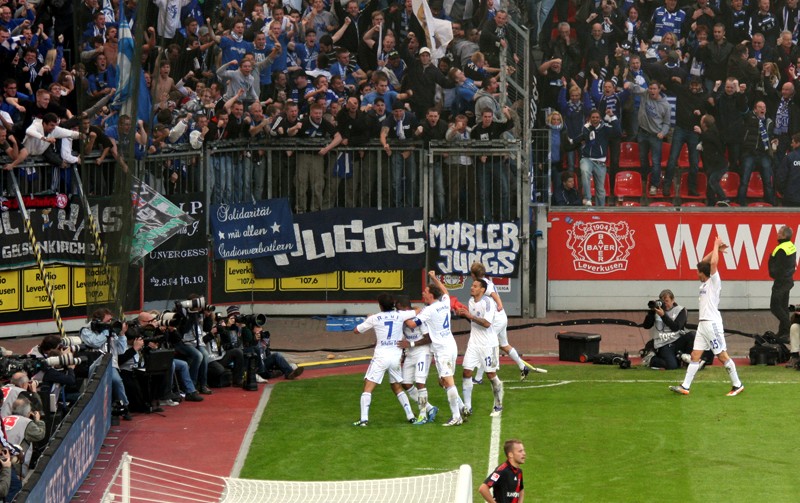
[748,201,773,207]
[619,142,641,169]
[589,173,612,204]
[660,142,671,167]
[746,171,765,199]
[681,201,706,207]
[613,171,643,198]
[648,201,674,207]
[619,200,642,206]
[679,172,707,200]
[645,173,668,198]
[719,171,740,199]
[677,144,703,169]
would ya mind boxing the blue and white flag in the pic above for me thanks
[210,198,297,260]
[111,8,133,111]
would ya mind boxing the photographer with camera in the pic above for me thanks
[79,308,131,419]
[118,329,156,413]
[0,373,43,418]
[137,311,204,403]
[641,290,694,370]
[172,295,213,396]
[252,325,304,381]
[203,307,245,387]
[3,396,46,478]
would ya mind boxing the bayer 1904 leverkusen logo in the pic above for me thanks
[566,221,636,274]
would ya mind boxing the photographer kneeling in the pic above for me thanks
[642,290,694,370]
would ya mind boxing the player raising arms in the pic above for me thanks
[470,262,531,382]
[395,295,438,425]
[402,271,465,427]
[670,236,744,396]
[458,278,504,417]
[352,293,418,426]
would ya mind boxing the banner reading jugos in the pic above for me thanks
[251,208,425,278]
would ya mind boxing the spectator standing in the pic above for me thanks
[694,114,729,206]
[573,108,621,207]
[380,101,418,208]
[629,80,671,196]
[739,100,777,205]
[777,132,800,206]
[470,108,514,221]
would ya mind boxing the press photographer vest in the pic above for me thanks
[650,305,687,349]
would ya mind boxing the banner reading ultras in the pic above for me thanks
[252,208,425,278]
[548,211,798,280]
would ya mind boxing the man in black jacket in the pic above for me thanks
[664,75,709,196]
[470,108,514,221]
[404,47,453,119]
[331,96,377,207]
[776,133,800,207]
[415,108,448,219]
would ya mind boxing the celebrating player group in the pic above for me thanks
[352,264,536,427]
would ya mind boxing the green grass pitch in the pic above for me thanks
[240,363,800,502]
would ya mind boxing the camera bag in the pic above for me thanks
[749,331,790,365]
[207,360,232,387]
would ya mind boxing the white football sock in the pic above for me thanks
[490,376,504,407]
[724,359,742,388]
[396,391,414,420]
[507,347,525,370]
[462,377,473,410]
[360,392,371,422]
[681,361,701,389]
[446,386,461,420]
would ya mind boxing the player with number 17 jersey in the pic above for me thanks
[414,293,457,376]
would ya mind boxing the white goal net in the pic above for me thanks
[102,454,472,503]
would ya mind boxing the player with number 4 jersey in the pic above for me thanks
[402,271,465,427]
[352,293,418,426]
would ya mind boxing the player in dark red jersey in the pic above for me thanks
[479,438,526,503]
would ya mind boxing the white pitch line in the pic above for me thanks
[230,384,273,478]
[487,413,502,477]
[508,379,800,388]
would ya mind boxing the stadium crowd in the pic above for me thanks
[0,0,526,217]
[539,0,800,207]
[2,0,799,209]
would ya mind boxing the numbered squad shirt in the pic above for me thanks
[415,294,454,348]
[357,309,417,356]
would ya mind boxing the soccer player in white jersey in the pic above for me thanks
[670,236,744,396]
[470,262,531,382]
[395,295,439,425]
[458,279,504,417]
[403,271,465,427]
[352,293,418,426]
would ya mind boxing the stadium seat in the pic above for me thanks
[618,142,641,169]
[681,201,705,207]
[660,142,671,167]
[586,173,611,205]
[677,144,702,169]
[648,201,674,207]
[679,172,707,200]
[748,201,773,207]
[719,171,740,199]
[619,200,641,206]
[613,171,643,198]
[645,173,668,198]
[746,171,765,199]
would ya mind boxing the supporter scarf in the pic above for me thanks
[568,99,582,115]
[776,99,790,134]
[231,33,244,43]
[759,118,770,151]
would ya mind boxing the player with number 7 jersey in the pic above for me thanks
[352,293,418,426]
[404,271,465,427]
